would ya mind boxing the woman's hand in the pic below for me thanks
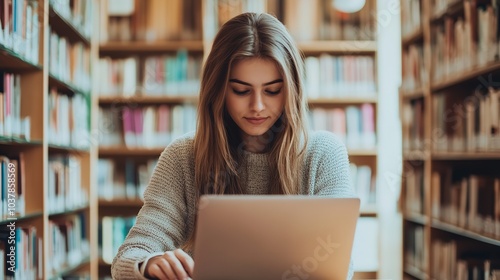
[144,249,194,280]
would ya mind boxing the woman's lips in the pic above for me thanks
[245,117,267,125]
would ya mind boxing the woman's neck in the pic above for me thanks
[241,134,271,153]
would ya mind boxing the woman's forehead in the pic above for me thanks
[229,58,282,84]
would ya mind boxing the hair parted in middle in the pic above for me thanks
[186,12,309,250]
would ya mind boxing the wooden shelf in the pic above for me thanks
[360,205,378,217]
[48,6,91,45]
[400,88,425,101]
[48,256,91,280]
[431,61,500,92]
[48,205,90,218]
[99,41,204,54]
[353,271,378,279]
[307,96,377,105]
[297,40,377,54]
[400,0,500,278]
[2,2,98,279]
[404,213,429,226]
[99,147,165,157]
[431,219,500,247]
[402,28,423,46]
[99,95,198,105]
[348,149,377,156]
[0,137,42,147]
[99,199,143,207]
[404,264,428,280]
[0,212,43,225]
[49,74,90,95]
[430,0,463,23]
[431,151,500,160]
[403,150,427,161]
[0,44,42,71]
[49,144,91,154]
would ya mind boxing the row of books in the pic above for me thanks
[0,226,41,280]
[49,29,91,93]
[48,214,89,277]
[305,55,376,98]
[217,0,265,32]
[48,88,90,148]
[309,104,376,150]
[282,0,375,41]
[100,216,136,264]
[48,156,88,215]
[0,0,40,65]
[49,0,93,39]
[98,51,202,96]
[350,163,376,207]
[99,0,201,42]
[203,0,266,42]
[402,98,424,151]
[431,240,500,280]
[431,1,500,83]
[431,171,500,239]
[401,0,422,38]
[0,72,30,140]
[96,160,376,206]
[431,0,461,19]
[404,224,426,273]
[404,167,424,216]
[432,88,500,152]
[401,44,425,93]
[0,154,25,221]
[98,158,158,201]
[99,104,197,148]
[204,0,376,42]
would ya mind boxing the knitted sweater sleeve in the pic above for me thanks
[312,131,356,198]
[311,131,357,280]
[111,141,189,280]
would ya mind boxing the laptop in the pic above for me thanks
[193,195,360,280]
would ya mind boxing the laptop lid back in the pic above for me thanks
[193,195,360,280]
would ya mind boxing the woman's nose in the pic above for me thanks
[250,91,265,112]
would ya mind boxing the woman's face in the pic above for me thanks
[225,58,285,139]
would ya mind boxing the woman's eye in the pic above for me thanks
[232,89,250,95]
[266,89,281,95]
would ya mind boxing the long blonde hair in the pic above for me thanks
[185,12,309,251]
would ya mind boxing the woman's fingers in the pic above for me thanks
[145,256,177,280]
[145,250,194,280]
[174,249,195,276]
[156,257,178,280]
[146,262,170,280]
[164,251,190,279]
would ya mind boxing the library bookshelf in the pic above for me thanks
[0,0,98,279]
[95,0,386,279]
[400,0,500,279]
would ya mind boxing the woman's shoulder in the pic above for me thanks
[161,131,195,157]
[303,130,349,163]
[307,130,346,151]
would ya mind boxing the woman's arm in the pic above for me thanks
[111,141,190,280]
[311,131,356,198]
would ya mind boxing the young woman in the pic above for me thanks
[111,12,355,280]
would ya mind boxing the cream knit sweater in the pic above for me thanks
[111,130,356,279]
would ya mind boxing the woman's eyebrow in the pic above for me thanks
[229,78,283,86]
